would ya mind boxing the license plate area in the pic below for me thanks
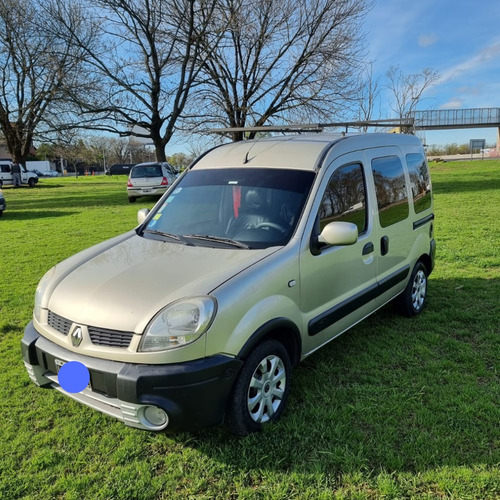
[54,358,92,390]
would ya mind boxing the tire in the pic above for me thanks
[226,339,291,436]
[396,261,428,317]
[128,196,137,203]
[28,178,36,187]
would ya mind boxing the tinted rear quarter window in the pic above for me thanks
[406,153,432,213]
[371,156,409,227]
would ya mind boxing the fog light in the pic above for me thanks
[142,406,168,428]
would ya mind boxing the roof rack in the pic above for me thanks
[211,124,323,134]
[211,119,414,135]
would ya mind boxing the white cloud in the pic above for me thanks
[418,34,437,47]
[438,40,500,84]
[440,98,464,109]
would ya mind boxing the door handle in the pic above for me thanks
[362,242,374,255]
[381,236,389,256]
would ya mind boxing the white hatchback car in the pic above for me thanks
[127,162,178,202]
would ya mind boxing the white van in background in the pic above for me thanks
[0,162,39,188]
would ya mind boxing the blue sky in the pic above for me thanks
[364,0,500,146]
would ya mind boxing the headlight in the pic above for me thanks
[139,296,216,352]
[34,267,56,322]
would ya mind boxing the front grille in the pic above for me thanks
[48,311,71,336]
[88,326,134,348]
[47,310,134,348]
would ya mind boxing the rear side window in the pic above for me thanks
[371,156,409,227]
[406,153,432,213]
[318,163,367,234]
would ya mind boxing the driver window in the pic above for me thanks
[318,163,367,234]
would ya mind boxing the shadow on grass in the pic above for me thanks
[433,177,500,193]
[0,183,66,190]
[167,276,499,474]
[2,210,80,220]
[7,194,160,211]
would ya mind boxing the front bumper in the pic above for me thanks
[22,322,242,431]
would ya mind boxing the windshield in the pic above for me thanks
[142,168,315,249]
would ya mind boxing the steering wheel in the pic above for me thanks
[254,222,287,233]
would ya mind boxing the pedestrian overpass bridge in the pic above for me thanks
[413,108,500,130]
[313,108,500,152]
[319,108,500,133]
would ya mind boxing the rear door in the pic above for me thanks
[364,147,413,298]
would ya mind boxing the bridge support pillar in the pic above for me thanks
[497,128,500,155]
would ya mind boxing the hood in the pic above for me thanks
[48,234,277,333]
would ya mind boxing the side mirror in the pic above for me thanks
[318,221,358,246]
[137,208,150,225]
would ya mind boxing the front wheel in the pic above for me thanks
[396,261,428,317]
[226,339,291,436]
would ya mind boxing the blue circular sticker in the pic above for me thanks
[58,361,90,393]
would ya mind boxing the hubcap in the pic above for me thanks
[411,270,427,311]
[247,355,286,423]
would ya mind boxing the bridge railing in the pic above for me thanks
[414,108,500,128]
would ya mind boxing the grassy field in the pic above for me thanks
[0,162,499,499]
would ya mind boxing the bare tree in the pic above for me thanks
[51,0,219,162]
[0,0,90,164]
[386,65,440,133]
[192,0,369,141]
[356,62,381,131]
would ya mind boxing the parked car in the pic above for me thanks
[0,189,5,216]
[106,163,136,176]
[22,132,435,435]
[41,170,59,177]
[0,162,38,187]
[29,169,45,177]
[127,162,178,202]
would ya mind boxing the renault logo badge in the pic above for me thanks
[71,326,84,347]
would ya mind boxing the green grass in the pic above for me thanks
[0,164,499,499]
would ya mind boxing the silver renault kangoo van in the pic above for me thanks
[22,133,435,435]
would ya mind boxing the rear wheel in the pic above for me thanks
[396,261,428,317]
[128,196,137,203]
[226,339,291,436]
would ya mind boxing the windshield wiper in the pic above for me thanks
[185,234,250,249]
[142,229,191,245]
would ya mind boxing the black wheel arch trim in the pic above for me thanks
[237,318,302,366]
